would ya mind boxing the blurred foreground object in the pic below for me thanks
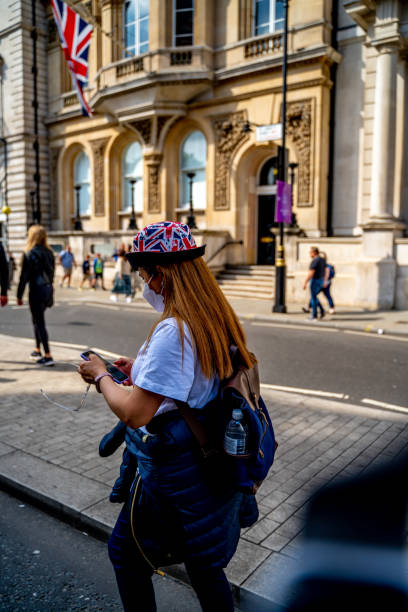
[286,449,408,611]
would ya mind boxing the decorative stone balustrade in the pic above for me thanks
[244,33,283,58]
[116,57,144,78]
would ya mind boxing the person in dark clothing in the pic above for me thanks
[17,225,55,365]
[0,242,8,307]
[303,246,328,320]
[79,254,92,289]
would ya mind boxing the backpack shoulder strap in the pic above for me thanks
[175,400,210,451]
[223,354,260,412]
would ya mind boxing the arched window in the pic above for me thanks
[259,156,279,186]
[179,131,206,210]
[122,142,143,212]
[173,0,194,47]
[254,0,284,36]
[124,0,149,56]
[73,152,91,215]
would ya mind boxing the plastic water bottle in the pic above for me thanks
[224,409,248,455]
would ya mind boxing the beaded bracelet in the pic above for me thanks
[94,372,113,393]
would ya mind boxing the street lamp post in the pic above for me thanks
[273,0,289,313]
[128,178,138,230]
[73,184,83,231]
[29,190,36,226]
[289,161,299,226]
[186,172,197,229]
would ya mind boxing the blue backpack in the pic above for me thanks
[178,349,277,495]
[327,263,335,280]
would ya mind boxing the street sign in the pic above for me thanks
[256,123,283,142]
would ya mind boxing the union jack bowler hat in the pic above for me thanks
[126,221,206,269]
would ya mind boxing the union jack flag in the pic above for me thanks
[50,0,93,117]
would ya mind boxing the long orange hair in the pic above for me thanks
[145,257,256,379]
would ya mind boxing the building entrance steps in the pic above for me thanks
[217,265,276,300]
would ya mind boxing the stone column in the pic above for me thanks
[369,42,399,220]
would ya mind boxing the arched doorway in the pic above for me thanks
[257,156,279,264]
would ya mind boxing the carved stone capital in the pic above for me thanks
[211,111,249,210]
[286,100,313,206]
[90,137,109,216]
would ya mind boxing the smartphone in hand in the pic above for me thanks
[80,349,129,384]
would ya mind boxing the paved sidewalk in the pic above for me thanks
[1,327,407,610]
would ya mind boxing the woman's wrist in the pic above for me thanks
[94,371,113,393]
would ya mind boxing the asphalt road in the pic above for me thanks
[0,489,201,611]
[0,300,407,409]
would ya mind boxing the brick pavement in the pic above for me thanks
[0,332,407,609]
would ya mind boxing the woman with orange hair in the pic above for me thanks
[17,225,55,365]
[79,222,257,611]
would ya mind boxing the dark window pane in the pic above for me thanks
[274,18,284,31]
[255,0,269,28]
[275,0,284,22]
[139,17,149,43]
[255,23,269,36]
[125,24,135,49]
[175,34,193,46]
[176,0,193,9]
[125,0,135,24]
[176,10,193,36]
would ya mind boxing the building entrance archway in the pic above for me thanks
[257,155,279,264]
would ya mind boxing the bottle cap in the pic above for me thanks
[232,408,243,420]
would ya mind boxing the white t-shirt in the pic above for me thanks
[131,317,219,431]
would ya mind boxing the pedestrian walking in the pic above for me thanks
[92,253,105,290]
[79,221,258,612]
[303,246,327,320]
[17,225,55,365]
[0,241,8,307]
[58,244,76,288]
[302,251,335,316]
[110,249,132,303]
[79,254,92,289]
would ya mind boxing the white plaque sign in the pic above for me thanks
[256,123,283,142]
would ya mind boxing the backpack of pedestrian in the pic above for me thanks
[79,221,273,612]
[17,225,55,366]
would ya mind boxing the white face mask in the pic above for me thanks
[142,275,165,313]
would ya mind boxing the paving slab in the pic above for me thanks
[0,450,111,513]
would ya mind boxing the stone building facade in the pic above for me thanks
[0,0,407,308]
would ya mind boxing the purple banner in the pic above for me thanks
[274,180,292,224]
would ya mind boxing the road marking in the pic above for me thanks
[361,398,408,415]
[77,302,120,311]
[251,321,339,332]
[71,301,154,314]
[260,383,349,400]
[344,330,408,342]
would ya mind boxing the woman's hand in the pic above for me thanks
[78,354,106,384]
[114,357,134,386]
